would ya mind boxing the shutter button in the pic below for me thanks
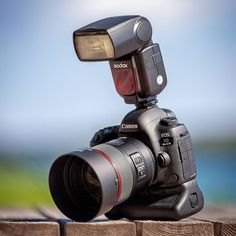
[161,117,178,126]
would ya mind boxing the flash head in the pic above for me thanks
[73,15,152,61]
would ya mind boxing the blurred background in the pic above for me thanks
[0,0,235,207]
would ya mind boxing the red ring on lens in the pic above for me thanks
[94,149,122,203]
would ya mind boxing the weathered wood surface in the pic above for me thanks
[192,205,236,236]
[39,207,136,236]
[136,220,214,236]
[65,221,136,236]
[0,208,59,236]
[0,205,235,236]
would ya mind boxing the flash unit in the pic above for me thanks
[73,15,167,105]
[73,15,152,61]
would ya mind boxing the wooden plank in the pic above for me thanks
[38,205,236,236]
[65,220,136,236]
[0,208,59,236]
[192,205,236,236]
[39,207,136,236]
[40,207,213,236]
[135,220,214,236]
[0,221,59,236]
[214,221,236,236]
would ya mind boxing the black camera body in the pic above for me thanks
[49,15,204,222]
[91,106,203,220]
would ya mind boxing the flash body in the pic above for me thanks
[49,15,204,222]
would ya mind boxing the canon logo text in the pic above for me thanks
[121,123,138,129]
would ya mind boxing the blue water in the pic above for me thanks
[195,149,236,203]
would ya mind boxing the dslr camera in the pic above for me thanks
[49,15,204,221]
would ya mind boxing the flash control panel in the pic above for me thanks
[130,152,147,181]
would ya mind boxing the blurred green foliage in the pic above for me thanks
[0,158,54,207]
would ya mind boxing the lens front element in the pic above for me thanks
[83,164,101,200]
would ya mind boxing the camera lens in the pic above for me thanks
[83,164,101,199]
[62,157,102,219]
[49,137,155,221]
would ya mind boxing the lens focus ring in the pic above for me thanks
[93,143,134,204]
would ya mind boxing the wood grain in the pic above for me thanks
[39,207,135,236]
[135,220,214,236]
[0,206,236,236]
[214,221,236,236]
[65,220,136,236]
[0,208,59,236]
[0,221,59,236]
[192,205,236,236]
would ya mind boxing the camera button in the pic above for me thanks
[157,152,171,168]
[180,131,188,137]
[160,117,178,126]
[167,174,179,184]
[190,193,198,208]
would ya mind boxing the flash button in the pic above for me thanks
[157,75,163,85]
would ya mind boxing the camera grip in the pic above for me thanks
[105,179,204,220]
[90,125,119,147]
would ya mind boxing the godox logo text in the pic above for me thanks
[113,63,128,69]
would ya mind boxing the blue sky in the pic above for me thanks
[0,0,236,154]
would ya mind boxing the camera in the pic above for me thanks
[49,15,204,222]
